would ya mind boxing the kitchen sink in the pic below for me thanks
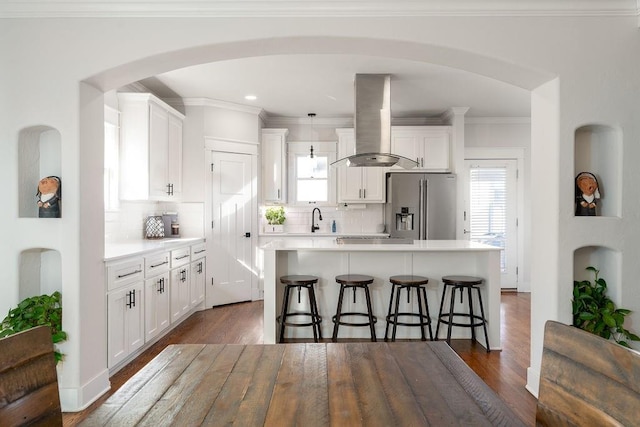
[335,237,414,245]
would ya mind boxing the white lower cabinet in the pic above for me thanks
[190,257,206,308]
[170,264,191,323]
[107,281,144,369]
[144,271,170,342]
[106,239,206,371]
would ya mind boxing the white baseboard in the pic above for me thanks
[59,368,111,412]
[526,366,540,398]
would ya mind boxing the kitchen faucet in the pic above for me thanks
[311,207,323,233]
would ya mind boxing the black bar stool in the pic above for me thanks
[435,275,490,352]
[384,275,433,341]
[277,275,322,343]
[331,274,377,342]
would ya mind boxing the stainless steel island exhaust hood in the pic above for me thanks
[332,74,418,169]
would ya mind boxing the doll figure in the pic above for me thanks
[575,172,599,216]
[37,176,61,218]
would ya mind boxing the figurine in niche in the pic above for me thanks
[575,172,600,216]
[37,176,61,218]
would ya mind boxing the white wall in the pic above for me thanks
[2,13,640,409]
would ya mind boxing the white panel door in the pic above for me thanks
[208,151,253,306]
[464,159,518,288]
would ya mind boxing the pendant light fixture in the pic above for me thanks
[308,113,316,159]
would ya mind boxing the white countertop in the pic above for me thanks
[105,237,204,261]
[261,239,500,252]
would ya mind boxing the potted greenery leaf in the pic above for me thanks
[573,266,640,348]
[0,291,68,363]
[264,206,286,233]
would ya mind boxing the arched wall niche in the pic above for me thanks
[573,245,621,303]
[19,248,62,300]
[574,124,621,218]
[18,126,62,218]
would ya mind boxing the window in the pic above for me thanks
[295,155,329,202]
[104,106,119,211]
[287,141,336,205]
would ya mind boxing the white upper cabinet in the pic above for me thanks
[261,129,288,204]
[391,126,451,171]
[118,93,185,201]
[336,129,386,203]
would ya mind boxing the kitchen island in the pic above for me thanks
[262,239,502,349]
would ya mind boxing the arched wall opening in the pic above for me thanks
[76,34,559,405]
[85,36,553,93]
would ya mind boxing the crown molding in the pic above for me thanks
[182,97,264,115]
[465,116,531,124]
[0,1,637,19]
[265,116,353,128]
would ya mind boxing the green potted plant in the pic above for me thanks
[264,206,286,233]
[573,266,640,348]
[0,291,68,363]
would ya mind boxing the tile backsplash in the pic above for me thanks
[260,204,386,234]
[106,201,384,243]
[105,201,205,243]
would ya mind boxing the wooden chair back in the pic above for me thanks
[537,320,640,426]
[0,325,62,426]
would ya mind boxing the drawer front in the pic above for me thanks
[191,242,207,260]
[145,252,170,277]
[170,247,191,268]
[107,257,144,291]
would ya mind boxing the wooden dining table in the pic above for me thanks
[81,342,525,426]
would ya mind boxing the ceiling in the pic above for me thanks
[139,54,532,119]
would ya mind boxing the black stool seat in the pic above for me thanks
[390,275,430,286]
[332,274,377,342]
[280,275,320,286]
[385,275,433,341]
[278,275,322,343]
[435,275,490,352]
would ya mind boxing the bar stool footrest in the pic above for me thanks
[278,312,322,328]
[332,312,377,327]
[438,312,487,328]
[386,312,432,327]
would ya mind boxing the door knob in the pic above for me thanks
[243,232,251,238]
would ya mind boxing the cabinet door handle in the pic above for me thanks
[131,289,136,308]
[126,290,133,309]
[150,261,168,268]
[157,277,164,293]
[421,157,424,168]
[363,189,366,199]
[166,183,172,195]
[277,189,280,199]
[117,269,142,279]
[180,269,187,282]
[194,249,205,254]
[359,189,362,199]
[175,255,189,260]
[197,262,203,274]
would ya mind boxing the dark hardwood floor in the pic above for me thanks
[64,292,536,426]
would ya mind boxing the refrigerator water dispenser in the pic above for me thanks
[396,208,414,231]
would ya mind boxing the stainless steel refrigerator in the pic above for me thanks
[385,172,457,240]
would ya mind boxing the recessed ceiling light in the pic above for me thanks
[244,95,257,101]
